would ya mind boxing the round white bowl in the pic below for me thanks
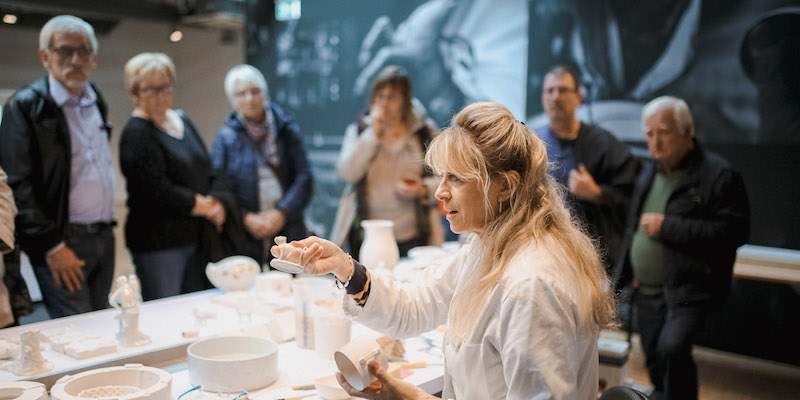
[187,336,278,392]
[50,364,171,400]
[205,256,260,292]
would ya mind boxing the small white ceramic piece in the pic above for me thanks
[313,299,350,360]
[109,276,151,348]
[127,274,143,303]
[187,336,279,392]
[0,330,53,376]
[206,256,260,292]
[269,258,304,274]
[64,338,118,360]
[334,335,389,391]
[0,381,48,400]
[40,324,78,343]
[359,220,399,271]
[0,336,20,360]
[313,375,350,400]
[255,271,293,296]
[269,237,305,274]
[50,363,171,400]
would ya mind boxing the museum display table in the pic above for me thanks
[0,288,446,398]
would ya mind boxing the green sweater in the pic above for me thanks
[629,169,684,294]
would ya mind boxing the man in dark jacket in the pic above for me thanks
[0,15,115,318]
[535,64,641,270]
[613,96,750,400]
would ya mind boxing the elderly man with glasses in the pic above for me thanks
[0,15,116,318]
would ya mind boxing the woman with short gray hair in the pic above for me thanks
[211,64,313,266]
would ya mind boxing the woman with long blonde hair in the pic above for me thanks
[278,102,616,399]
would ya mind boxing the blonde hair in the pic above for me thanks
[124,53,176,95]
[426,102,616,344]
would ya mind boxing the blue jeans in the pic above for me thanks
[31,225,115,318]
[132,243,201,301]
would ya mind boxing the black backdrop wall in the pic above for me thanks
[246,0,800,364]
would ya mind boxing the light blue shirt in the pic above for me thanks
[48,75,115,224]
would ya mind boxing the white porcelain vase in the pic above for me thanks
[359,220,399,271]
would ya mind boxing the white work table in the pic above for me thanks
[0,287,446,399]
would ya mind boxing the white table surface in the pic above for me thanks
[0,287,445,398]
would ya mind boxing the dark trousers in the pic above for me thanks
[636,291,708,400]
[31,225,115,318]
[132,243,200,301]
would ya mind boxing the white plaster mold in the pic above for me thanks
[0,330,53,376]
[50,363,171,400]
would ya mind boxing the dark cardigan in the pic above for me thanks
[120,114,230,252]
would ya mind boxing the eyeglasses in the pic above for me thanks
[138,83,174,96]
[544,86,578,96]
[49,46,93,59]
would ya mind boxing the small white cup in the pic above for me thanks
[255,271,293,296]
[292,277,335,349]
[334,335,389,391]
[313,299,351,360]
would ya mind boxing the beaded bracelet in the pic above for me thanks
[335,253,355,289]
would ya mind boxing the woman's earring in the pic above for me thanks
[498,201,503,214]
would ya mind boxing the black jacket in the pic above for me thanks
[566,124,641,270]
[0,77,109,263]
[612,144,750,307]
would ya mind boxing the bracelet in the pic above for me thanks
[335,253,355,289]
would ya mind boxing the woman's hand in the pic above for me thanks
[396,176,427,199]
[192,194,225,230]
[206,196,226,229]
[336,360,435,400]
[270,236,352,281]
[244,212,268,238]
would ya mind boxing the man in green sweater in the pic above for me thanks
[613,96,750,400]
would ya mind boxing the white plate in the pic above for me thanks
[269,258,304,274]
[407,246,449,261]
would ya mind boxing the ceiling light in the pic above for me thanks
[169,29,183,42]
[3,14,17,24]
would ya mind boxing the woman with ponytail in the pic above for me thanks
[277,102,616,399]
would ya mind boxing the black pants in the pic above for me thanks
[636,291,708,400]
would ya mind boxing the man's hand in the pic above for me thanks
[568,164,603,203]
[336,360,436,400]
[640,213,665,237]
[46,246,85,292]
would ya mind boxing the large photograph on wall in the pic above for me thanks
[525,0,800,250]
[246,0,529,237]
[523,0,800,365]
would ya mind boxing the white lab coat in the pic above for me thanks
[344,241,600,399]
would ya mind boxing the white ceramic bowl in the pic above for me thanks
[205,256,260,292]
[50,364,171,400]
[314,375,350,400]
[187,336,278,392]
